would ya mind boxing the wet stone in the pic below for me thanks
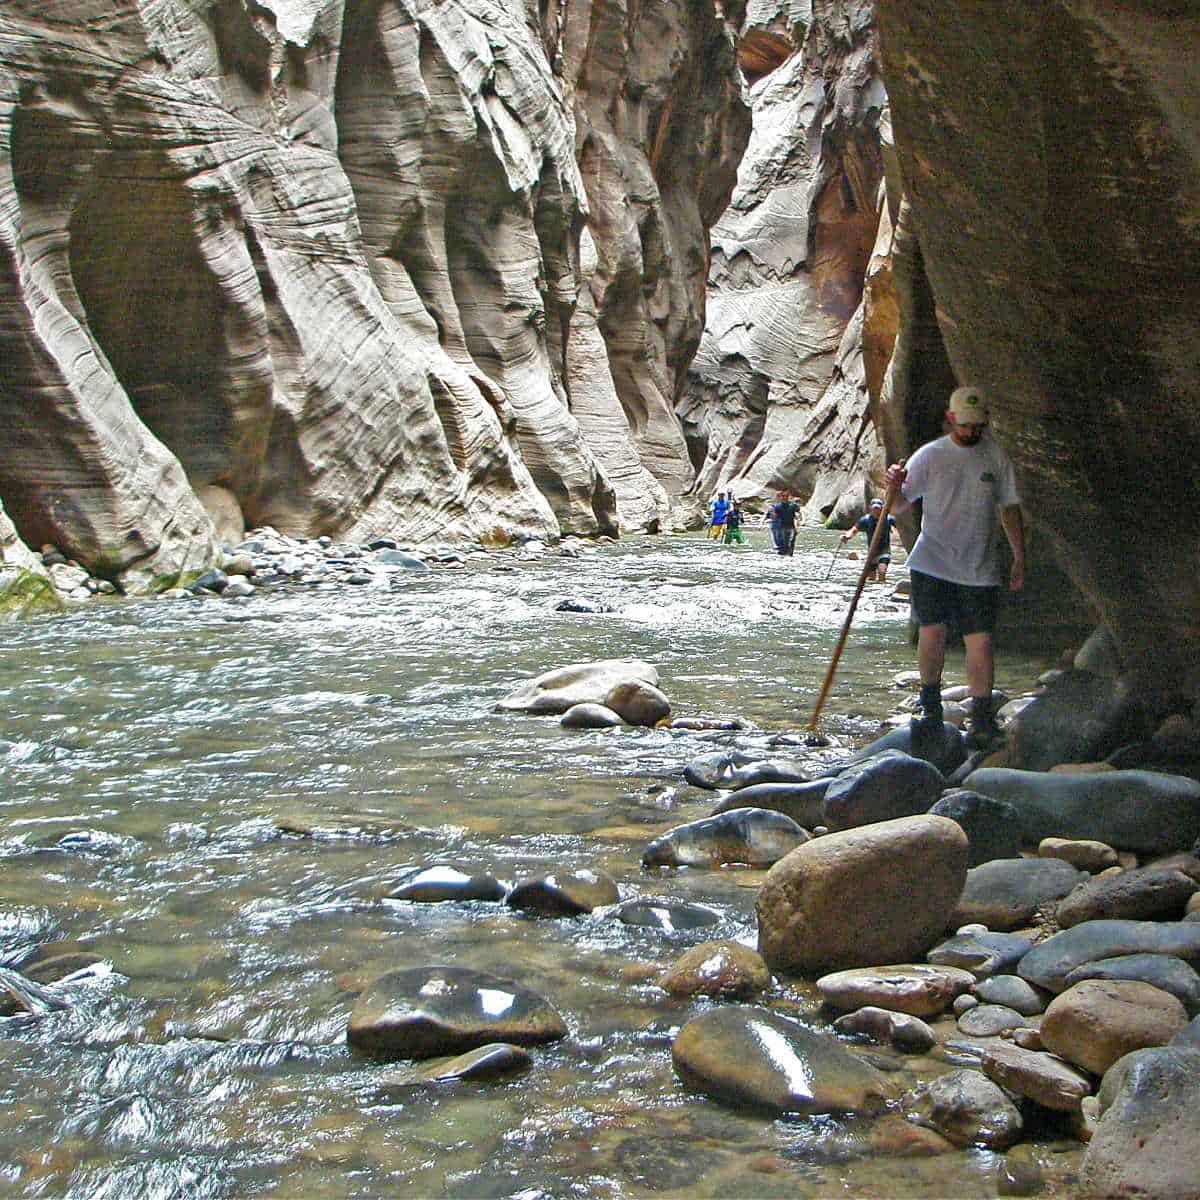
[614,899,722,934]
[997,1152,1046,1196]
[682,751,763,790]
[954,857,1086,931]
[386,865,508,904]
[927,931,1034,978]
[980,1042,1093,1112]
[832,1006,936,1053]
[373,1043,533,1100]
[659,940,771,999]
[346,966,567,1060]
[1063,953,1200,1016]
[972,975,1049,1017]
[506,869,619,916]
[957,1004,1030,1037]
[560,703,624,729]
[911,1068,1024,1150]
[821,750,945,832]
[641,808,809,870]
[671,1006,894,1117]
[816,965,977,1018]
[604,680,671,727]
[709,779,830,828]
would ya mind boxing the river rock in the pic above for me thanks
[973,975,1049,1017]
[560,703,625,729]
[659,941,771,999]
[927,932,1034,979]
[1008,668,1129,771]
[1081,1046,1200,1200]
[1063,954,1200,1017]
[386,865,508,904]
[1038,837,1119,873]
[836,723,966,779]
[979,1042,1093,1112]
[1056,866,1198,928]
[374,1042,534,1100]
[506,870,619,916]
[821,750,945,832]
[1018,920,1200,992]
[1172,1014,1200,1049]
[957,1004,1030,1037]
[816,964,976,1018]
[1145,851,1200,885]
[347,966,567,1059]
[671,1006,894,1116]
[1040,979,1188,1075]
[953,857,1086,931]
[604,680,671,727]
[374,550,431,572]
[642,809,809,870]
[757,816,969,975]
[496,660,659,715]
[722,759,811,790]
[683,751,762,789]
[911,1069,1024,1150]
[832,1006,936,1053]
[554,598,614,614]
[709,779,830,826]
[963,767,1200,854]
[929,790,1023,867]
[615,899,722,934]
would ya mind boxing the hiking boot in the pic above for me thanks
[964,695,1002,752]
[910,683,944,737]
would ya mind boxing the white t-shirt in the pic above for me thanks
[902,433,1020,587]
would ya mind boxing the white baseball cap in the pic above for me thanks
[949,385,989,425]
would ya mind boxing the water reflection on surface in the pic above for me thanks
[0,530,1073,1198]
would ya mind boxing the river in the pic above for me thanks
[0,528,1073,1198]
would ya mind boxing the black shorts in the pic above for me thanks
[910,570,1000,636]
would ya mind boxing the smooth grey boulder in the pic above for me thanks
[963,767,1200,854]
[957,1004,1029,1037]
[927,931,1034,978]
[386,865,507,904]
[722,759,811,790]
[683,751,762,790]
[1056,866,1198,928]
[1018,920,1200,993]
[910,1069,1024,1150]
[822,750,946,832]
[560,703,625,729]
[954,857,1086,931]
[642,809,809,870]
[615,899,723,934]
[835,723,966,779]
[375,550,431,571]
[973,975,1049,1017]
[1008,668,1129,771]
[709,779,830,827]
[506,870,619,916]
[1081,1047,1200,1199]
[672,1006,894,1116]
[929,789,1023,867]
[496,660,659,715]
[1171,1014,1200,1049]
[347,966,567,1059]
[1063,954,1200,1018]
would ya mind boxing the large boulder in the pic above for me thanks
[953,857,1086,931]
[1008,668,1133,772]
[1081,1047,1200,1199]
[963,768,1200,855]
[756,815,968,975]
[496,660,660,715]
[710,780,831,827]
[1056,867,1198,929]
[821,750,945,831]
[1064,955,1200,1018]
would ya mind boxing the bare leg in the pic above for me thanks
[963,631,995,699]
[917,623,947,687]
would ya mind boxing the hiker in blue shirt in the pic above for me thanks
[768,491,798,556]
[708,492,731,540]
[841,498,897,582]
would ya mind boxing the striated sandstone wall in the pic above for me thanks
[877,0,1200,709]
[679,0,888,521]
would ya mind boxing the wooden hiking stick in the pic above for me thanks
[807,477,902,730]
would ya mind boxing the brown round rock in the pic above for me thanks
[756,815,968,975]
[1038,837,1118,873]
[1040,978,1188,1075]
[660,941,771,999]
[604,680,671,727]
[817,964,976,1017]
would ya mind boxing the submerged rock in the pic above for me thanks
[709,779,830,827]
[614,899,722,934]
[496,660,659,715]
[641,808,809,870]
[346,966,567,1059]
[659,941,771,999]
[560,703,625,729]
[506,870,619,916]
[386,865,508,904]
[683,751,762,790]
[910,1069,1024,1150]
[672,1006,893,1116]
[373,1042,533,1100]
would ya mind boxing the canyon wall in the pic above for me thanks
[0,0,748,595]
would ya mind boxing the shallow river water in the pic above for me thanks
[0,528,1077,1199]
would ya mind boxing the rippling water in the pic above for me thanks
[0,529,1074,1198]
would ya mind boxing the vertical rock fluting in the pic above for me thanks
[877,0,1200,705]
[679,0,888,521]
[552,0,751,527]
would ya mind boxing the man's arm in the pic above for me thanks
[884,463,913,514]
[1000,504,1025,591]
[840,525,860,544]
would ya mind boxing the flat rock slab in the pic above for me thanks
[710,780,829,827]
[672,1006,894,1116]
[1018,919,1200,992]
[821,750,945,831]
[963,767,1200,854]
[910,1068,1024,1150]
[1056,866,1197,928]
[614,899,722,934]
[1081,1047,1200,1198]
[953,857,1086,931]
[496,659,659,715]
[1038,837,1118,873]
[980,1042,1093,1112]
[1041,979,1188,1075]
[927,931,1034,978]
[642,808,809,869]
[506,870,619,916]
[816,964,976,1017]
[386,865,508,903]
[832,1005,936,1053]
[347,966,567,1059]
[659,941,771,999]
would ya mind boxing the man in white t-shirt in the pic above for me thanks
[884,385,1025,751]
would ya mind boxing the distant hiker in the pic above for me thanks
[768,491,798,556]
[841,498,897,582]
[708,492,730,540]
[724,502,746,544]
[885,384,1025,752]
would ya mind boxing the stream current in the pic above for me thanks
[0,528,1072,1199]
